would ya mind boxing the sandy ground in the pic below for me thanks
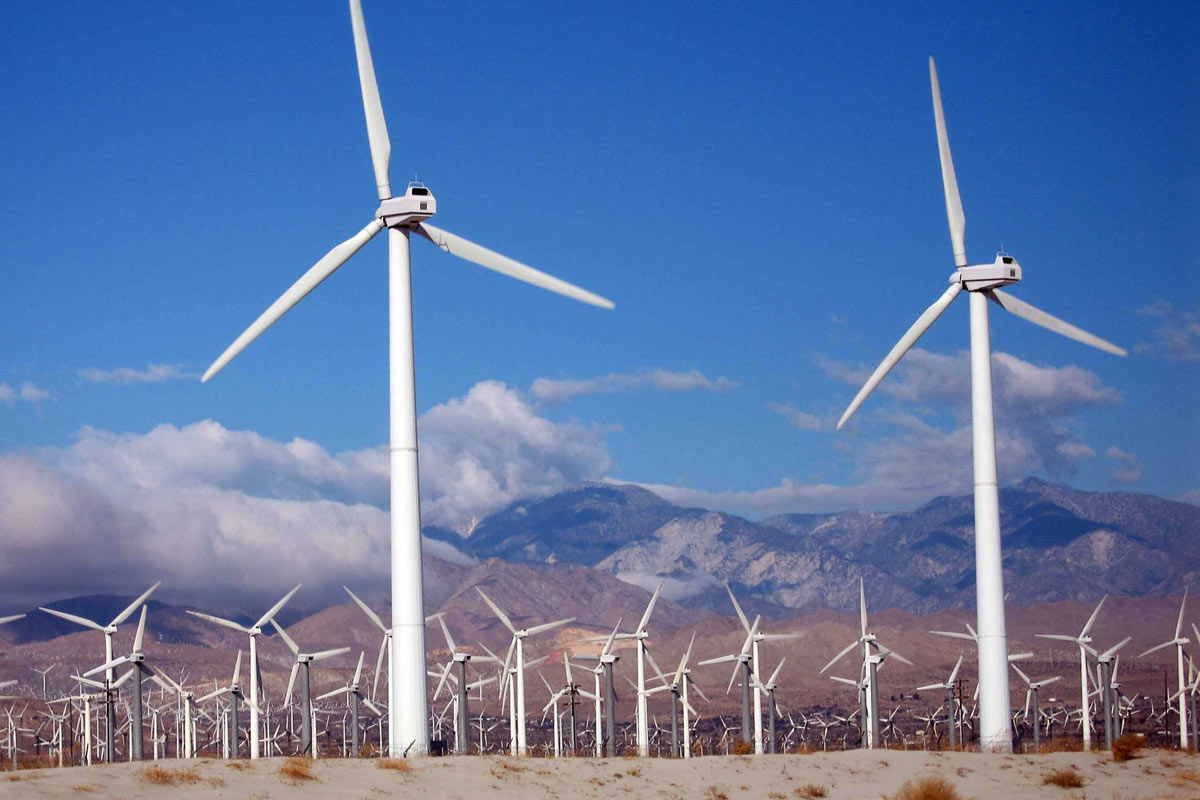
[1,749,1197,799]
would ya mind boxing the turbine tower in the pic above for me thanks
[835,58,1126,751]
[199,0,613,756]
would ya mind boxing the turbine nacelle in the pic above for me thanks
[954,254,1022,292]
[377,182,436,228]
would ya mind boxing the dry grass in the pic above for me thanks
[731,740,754,755]
[377,758,413,773]
[704,786,730,800]
[226,760,252,771]
[1112,733,1145,762]
[277,757,317,784]
[1042,767,1085,788]
[887,775,962,800]
[794,785,829,798]
[1038,738,1083,753]
[69,786,98,793]
[137,765,203,786]
[1171,769,1200,787]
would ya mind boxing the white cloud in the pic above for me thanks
[1105,446,1144,485]
[1135,300,1200,362]
[79,364,195,384]
[0,381,52,406]
[770,402,828,431]
[417,380,611,532]
[530,368,736,403]
[0,384,13,403]
[613,570,720,602]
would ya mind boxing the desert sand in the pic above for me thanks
[1,749,1197,800]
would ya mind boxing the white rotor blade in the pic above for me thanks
[186,609,250,635]
[930,629,975,642]
[1037,676,1062,688]
[132,606,147,653]
[525,617,575,638]
[0,614,25,626]
[310,647,352,663]
[285,664,298,706]
[916,682,946,692]
[83,657,129,678]
[1138,639,1176,659]
[674,632,696,685]
[344,586,387,633]
[436,614,458,654]
[859,578,868,637]
[353,651,365,686]
[876,642,913,667]
[637,581,664,634]
[767,657,786,687]
[316,686,351,702]
[601,618,622,657]
[271,621,300,656]
[830,676,859,688]
[686,674,710,704]
[821,639,860,674]
[740,616,761,656]
[202,218,385,382]
[929,57,966,266]
[348,0,391,200]
[432,662,452,701]
[1080,594,1108,637]
[697,654,737,667]
[416,222,614,309]
[198,686,230,704]
[112,581,162,626]
[837,282,962,429]
[988,289,1126,356]
[363,698,384,717]
[232,651,242,686]
[1011,663,1031,687]
[725,582,751,632]
[256,584,302,629]
[372,635,387,700]
[948,654,964,686]
[40,607,104,632]
[1100,636,1132,660]
[71,674,106,690]
[474,588,517,635]
[1174,590,1188,638]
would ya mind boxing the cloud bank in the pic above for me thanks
[530,368,736,403]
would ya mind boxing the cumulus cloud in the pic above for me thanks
[0,380,609,608]
[1135,300,1200,362]
[1105,446,1144,485]
[79,364,195,384]
[613,570,720,602]
[769,402,828,431]
[530,368,736,403]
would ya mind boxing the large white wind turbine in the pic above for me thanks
[836,59,1126,751]
[1034,594,1107,749]
[616,580,665,758]
[199,0,613,757]
[186,585,300,759]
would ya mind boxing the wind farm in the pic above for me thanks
[0,0,1196,797]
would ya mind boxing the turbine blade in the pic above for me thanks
[741,616,761,657]
[232,651,242,686]
[724,582,750,633]
[363,698,383,717]
[948,654,964,685]
[988,289,1127,356]
[0,614,25,626]
[271,621,300,656]
[83,657,129,678]
[687,675,710,703]
[876,643,913,667]
[525,617,574,637]
[637,581,665,634]
[132,606,147,654]
[727,661,740,694]
[821,639,859,674]
[930,57,966,266]
[1138,639,1175,658]
[186,609,250,634]
[316,686,351,702]
[310,647,352,662]
[197,686,230,704]
[1101,636,1132,660]
[859,578,868,637]
[40,607,104,632]
[201,219,385,382]
[255,584,302,629]
[416,222,614,309]
[433,662,451,701]
[344,586,387,633]
[353,650,365,686]
[1080,594,1108,637]
[436,614,458,654]
[674,632,696,686]
[348,0,391,199]
[112,581,162,626]
[767,657,786,687]
[1034,633,1081,643]
[1011,663,1031,687]
[372,635,387,700]
[836,282,962,429]
[601,618,622,657]
[285,664,298,706]
[930,629,976,642]
[1175,590,1188,639]
[474,587,517,634]
[697,654,738,667]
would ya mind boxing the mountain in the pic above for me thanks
[427,478,1200,615]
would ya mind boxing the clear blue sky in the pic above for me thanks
[2,0,1197,530]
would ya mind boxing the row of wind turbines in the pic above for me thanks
[22,0,1132,757]
[2,574,1195,765]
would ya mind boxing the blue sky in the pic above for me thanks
[0,1,1197,604]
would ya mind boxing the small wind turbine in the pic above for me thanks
[272,620,351,756]
[1092,636,1131,750]
[699,615,762,746]
[197,651,246,759]
[343,586,392,743]
[1138,590,1190,749]
[199,0,613,757]
[750,657,787,754]
[645,632,699,758]
[474,587,573,755]
[428,612,497,755]
[1034,594,1107,749]
[724,582,802,754]
[1009,663,1060,751]
[316,651,383,757]
[575,618,622,757]
[187,584,300,759]
[836,59,1126,752]
[616,580,664,758]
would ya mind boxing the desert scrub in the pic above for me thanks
[794,785,829,798]
[1111,733,1144,762]
[704,786,729,800]
[377,758,412,773]
[277,757,317,784]
[137,765,202,786]
[888,775,962,800]
[1042,767,1085,788]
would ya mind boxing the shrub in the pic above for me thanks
[888,776,962,800]
[731,740,754,755]
[377,758,412,773]
[1111,734,1144,762]
[1042,768,1085,788]
[795,785,829,798]
[137,766,202,786]
[704,786,729,800]
[278,757,317,783]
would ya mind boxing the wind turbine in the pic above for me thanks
[750,657,787,754]
[645,632,699,758]
[83,606,163,760]
[187,584,300,759]
[1009,663,1060,751]
[273,620,351,756]
[1034,594,1107,749]
[343,586,392,742]
[616,580,664,758]
[197,651,245,759]
[40,581,160,760]
[835,59,1126,752]
[316,651,383,757]
[428,612,496,755]
[1092,636,1131,750]
[198,0,613,757]
[724,582,802,754]
[575,618,622,757]
[699,615,762,746]
[1138,590,1190,749]
[821,578,911,749]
